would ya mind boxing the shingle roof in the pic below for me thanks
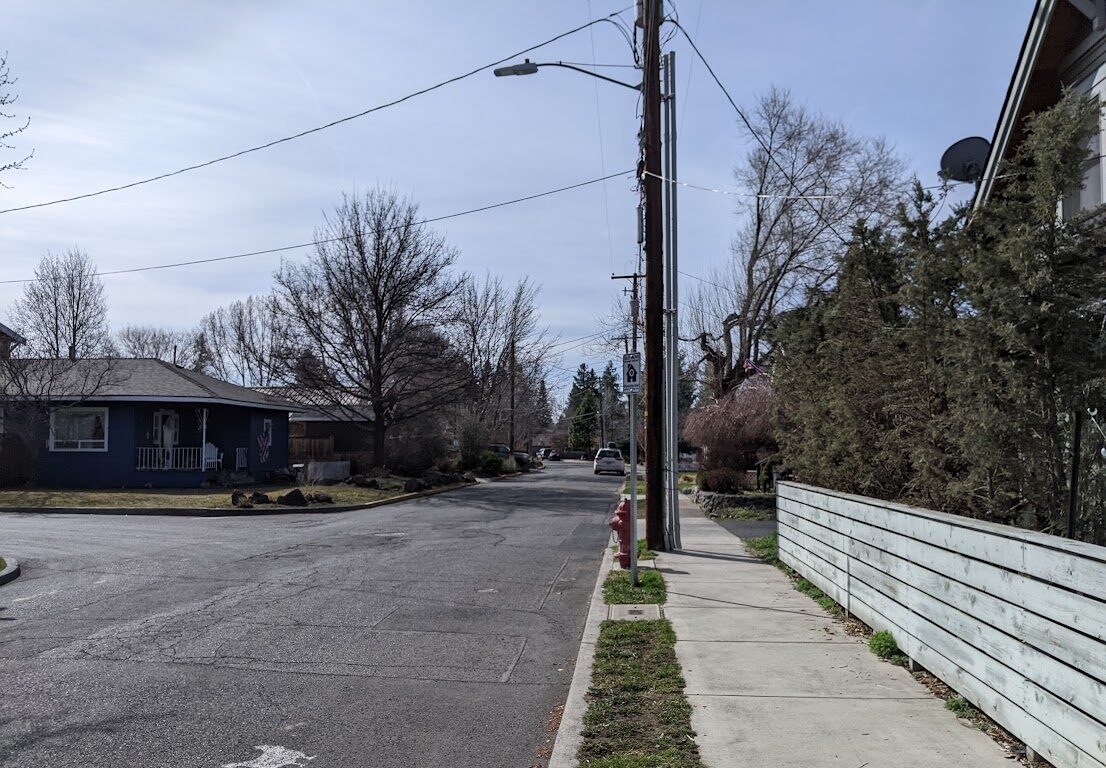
[3,358,302,411]
[0,321,26,345]
[253,385,374,422]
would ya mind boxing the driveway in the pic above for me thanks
[0,462,617,768]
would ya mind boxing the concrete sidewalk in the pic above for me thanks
[656,496,1013,767]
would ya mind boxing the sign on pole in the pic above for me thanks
[622,352,642,394]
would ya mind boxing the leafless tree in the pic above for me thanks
[10,248,111,358]
[453,273,552,450]
[115,324,205,368]
[198,294,284,386]
[0,53,32,185]
[273,188,468,466]
[685,87,904,399]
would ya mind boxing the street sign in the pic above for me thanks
[622,352,642,393]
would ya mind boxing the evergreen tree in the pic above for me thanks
[953,92,1106,531]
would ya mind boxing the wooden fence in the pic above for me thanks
[776,481,1106,768]
[289,436,335,463]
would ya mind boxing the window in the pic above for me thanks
[597,449,622,459]
[50,408,108,451]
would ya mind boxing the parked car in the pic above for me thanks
[486,443,511,457]
[546,449,561,461]
[593,448,626,475]
[512,451,532,470]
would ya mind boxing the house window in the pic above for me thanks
[50,408,108,451]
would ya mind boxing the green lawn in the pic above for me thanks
[578,620,704,768]
[603,569,666,605]
[0,481,415,509]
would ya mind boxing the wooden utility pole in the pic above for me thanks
[640,0,666,551]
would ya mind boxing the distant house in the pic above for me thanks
[975,0,1106,212]
[0,357,300,488]
[254,386,375,463]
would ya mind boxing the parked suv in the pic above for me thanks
[593,448,626,476]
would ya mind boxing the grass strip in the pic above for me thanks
[610,538,657,561]
[578,619,704,768]
[604,569,666,605]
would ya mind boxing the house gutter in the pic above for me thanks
[974,0,1057,211]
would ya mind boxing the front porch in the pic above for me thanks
[135,445,249,472]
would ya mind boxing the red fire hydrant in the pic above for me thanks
[609,498,633,568]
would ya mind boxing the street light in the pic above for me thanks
[493,59,640,91]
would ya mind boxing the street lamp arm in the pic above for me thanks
[539,62,641,91]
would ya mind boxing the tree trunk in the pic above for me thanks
[373,422,387,468]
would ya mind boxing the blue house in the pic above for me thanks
[1,357,300,489]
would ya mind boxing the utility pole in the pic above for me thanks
[639,0,666,551]
[662,50,681,550]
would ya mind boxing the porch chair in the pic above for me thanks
[203,442,223,471]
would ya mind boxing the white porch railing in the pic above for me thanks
[235,447,248,470]
[136,446,203,471]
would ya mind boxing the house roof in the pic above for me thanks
[3,358,303,411]
[253,385,375,422]
[974,0,1099,208]
[0,321,26,346]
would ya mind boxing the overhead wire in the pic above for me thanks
[669,19,852,247]
[0,6,634,215]
[0,170,635,284]
[587,0,618,275]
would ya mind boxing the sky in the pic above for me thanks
[0,0,1035,396]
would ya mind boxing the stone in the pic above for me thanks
[304,491,333,504]
[248,492,272,505]
[230,489,247,507]
[403,478,428,493]
[276,488,308,507]
[462,471,476,483]
[348,474,380,489]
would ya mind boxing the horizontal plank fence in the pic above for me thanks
[776,481,1106,768]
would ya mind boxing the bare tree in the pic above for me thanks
[0,53,32,185]
[198,294,283,385]
[10,248,110,358]
[453,273,552,450]
[273,188,467,466]
[115,324,204,368]
[686,87,904,399]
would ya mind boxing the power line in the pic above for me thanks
[0,170,634,284]
[670,20,852,247]
[641,170,836,199]
[587,0,618,274]
[0,7,632,216]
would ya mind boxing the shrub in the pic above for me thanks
[697,468,745,494]
[869,630,899,659]
[479,451,504,476]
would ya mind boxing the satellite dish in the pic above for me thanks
[940,136,991,183]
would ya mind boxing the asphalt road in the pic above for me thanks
[0,462,618,768]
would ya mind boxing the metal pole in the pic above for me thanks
[661,52,673,550]
[669,51,681,550]
[629,277,640,587]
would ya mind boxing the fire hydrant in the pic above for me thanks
[609,498,633,568]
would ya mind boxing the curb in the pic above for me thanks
[0,556,21,586]
[0,482,477,517]
[549,542,614,768]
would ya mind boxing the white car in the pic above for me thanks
[593,448,626,475]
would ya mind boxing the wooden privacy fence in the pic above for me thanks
[776,481,1106,768]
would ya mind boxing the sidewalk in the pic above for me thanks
[657,495,1013,768]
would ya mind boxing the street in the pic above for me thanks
[0,463,617,768]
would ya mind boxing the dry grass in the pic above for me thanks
[0,482,409,510]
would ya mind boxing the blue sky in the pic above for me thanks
[0,1,1034,394]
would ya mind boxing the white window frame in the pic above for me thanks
[49,407,109,452]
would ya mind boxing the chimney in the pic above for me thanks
[68,344,76,361]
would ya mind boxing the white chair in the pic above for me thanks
[204,442,223,471]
